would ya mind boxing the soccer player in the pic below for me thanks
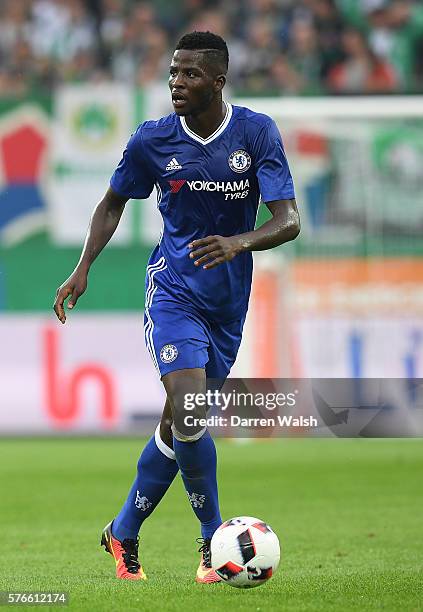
[53,31,300,583]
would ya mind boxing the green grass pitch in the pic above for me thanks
[0,438,422,611]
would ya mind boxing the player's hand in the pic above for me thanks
[188,235,242,270]
[53,268,88,324]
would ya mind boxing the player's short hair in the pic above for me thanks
[175,31,229,75]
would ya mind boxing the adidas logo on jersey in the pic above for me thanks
[166,157,182,171]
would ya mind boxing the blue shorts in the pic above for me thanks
[143,284,245,379]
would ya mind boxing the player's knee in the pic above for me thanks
[170,394,207,442]
[171,421,206,442]
[171,401,207,441]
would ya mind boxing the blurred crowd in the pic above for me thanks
[1,0,423,97]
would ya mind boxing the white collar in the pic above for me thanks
[180,102,233,145]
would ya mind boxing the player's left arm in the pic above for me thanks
[189,198,300,270]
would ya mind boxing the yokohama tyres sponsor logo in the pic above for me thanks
[168,179,250,200]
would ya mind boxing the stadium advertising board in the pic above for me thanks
[0,315,164,433]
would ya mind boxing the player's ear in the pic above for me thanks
[214,74,226,93]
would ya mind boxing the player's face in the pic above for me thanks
[169,50,222,116]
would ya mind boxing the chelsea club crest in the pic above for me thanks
[228,150,251,173]
[160,344,178,363]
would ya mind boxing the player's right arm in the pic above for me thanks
[53,187,128,324]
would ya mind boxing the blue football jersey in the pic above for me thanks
[110,103,295,322]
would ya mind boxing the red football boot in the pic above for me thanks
[101,521,147,581]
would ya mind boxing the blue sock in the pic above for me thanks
[173,429,222,540]
[112,425,179,541]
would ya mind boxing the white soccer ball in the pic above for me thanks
[211,516,280,588]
